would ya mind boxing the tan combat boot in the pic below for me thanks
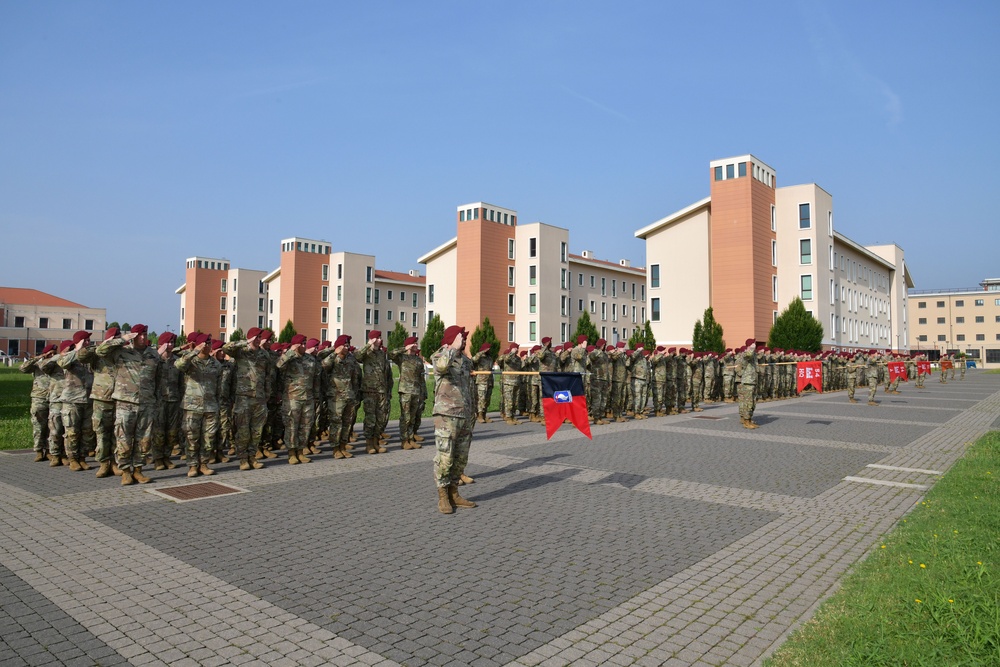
[239,457,252,471]
[296,449,311,463]
[154,459,167,471]
[459,473,475,485]
[448,484,477,509]
[477,414,486,424]
[288,449,300,464]
[68,459,82,471]
[187,466,200,478]
[199,462,214,476]
[33,452,47,462]
[412,434,425,442]
[438,487,453,514]
[375,442,387,453]
[77,457,90,471]
[132,467,151,484]
[121,469,135,485]
[262,448,278,459]
[366,439,377,455]
[95,462,112,478]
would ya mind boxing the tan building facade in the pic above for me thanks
[176,257,267,342]
[636,154,912,351]
[908,278,1000,368]
[0,287,106,360]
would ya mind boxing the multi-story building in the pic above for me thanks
[908,278,1000,367]
[635,154,913,351]
[176,257,267,341]
[419,204,646,348]
[181,241,425,344]
[0,287,106,360]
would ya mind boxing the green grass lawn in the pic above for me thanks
[766,430,1000,667]
[0,366,508,450]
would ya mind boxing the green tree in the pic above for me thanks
[629,320,655,350]
[387,321,408,351]
[469,316,501,360]
[107,321,120,331]
[278,320,296,344]
[768,297,824,352]
[692,307,725,353]
[573,311,599,345]
[420,314,445,360]
[175,332,188,347]
[229,328,245,342]
[121,322,131,333]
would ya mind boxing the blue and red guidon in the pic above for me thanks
[540,372,592,440]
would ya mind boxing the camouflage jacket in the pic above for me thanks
[96,338,161,405]
[56,348,93,404]
[221,340,272,402]
[158,351,184,402]
[431,346,474,419]
[650,352,668,381]
[470,350,495,385]
[626,352,650,380]
[736,348,758,385]
[353,341,390,392]
[39,355,66,403]
[567,345,589,374]
[497,350,522,385]
[79,344,115,402]
[320,350,357,401]
[609,349,628,383]
[536,347,561,373]
[389,348,426,396]
[19,355,53,400]
[588,348,610,382]
[276,349,321,403]
[217,358,235,405]
[175,351,222,413]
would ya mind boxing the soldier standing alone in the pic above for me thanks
[432,326,477,514]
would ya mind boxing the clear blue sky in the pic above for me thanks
[2,1,997,332]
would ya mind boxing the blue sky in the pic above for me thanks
[2,1,998,331]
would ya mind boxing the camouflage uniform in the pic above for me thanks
[175,351,222,469]
[56,347,95,467]
[523,350,542,422]
[626,350,650,417]
[721,351,736,401]
[389,347,426,447]
[431,346,475,487]
[276,348,320,461]
[470,349,495,422]
[39,355,66,461]
[80,344,116,468]
[262,349,283,453]
[96,338,161,473]
[150,350,183,466]
[847,352,863,401]
[736,347,758,426]
[587,346,610,424]
[688,354,704,412]
[866,354,880,404]
[497,349,523,423]
[215,355,235,460]
[221,340,271,467]
[319,349,358,456]
[353,340,390,451]
[674,352,689,413]
[536,344,562,421]
[914,354,926,389]
[608,347,628,421]
[19,355,52,458]
[649,349,668,416]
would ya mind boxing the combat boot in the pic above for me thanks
[154,459,167,471]
[199,463,214,476]
[748,420,760,429]
[868,401,879,407]
[95,462,112,478]
[692,407,704,413]
[400,440,412,450]
[288,449,300,464]
[60,456,70,466]
[448,484,477,509]
[376,442,387,453]
[477,414,486,424]
[366,439,377,455]
[250,457,264,469]
[349,431,358,442]
[66,458,81,471]
[33,452,47,462]
[437,487,453,514]
[482,415,493,423]
[296,449,311,463]
[262,448,278,459]
[77,457,90,471]
[849,398,858,404]
[132,467,151,484]
[120,469,135,485]
[239,457,252,471]
[616,416,627,423]
[112,462,122,476]
[412,434,425,442]
[187,465,200,477]
[458,473,475,485]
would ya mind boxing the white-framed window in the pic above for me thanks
[651,298,660,322]
[508,321,514,342]
[590,300,596,314]
[336,307,341,323]
[337,285,342,301]
[529,265,537,286]
[366,287,372,304]
[601,277,606,296]
[412,312,417,327]
[771,240,777,267]
[322,264,329,281]
[529,237,537,258]
[771,205,776,231]
[578,273,584,286]
[321,307,328,324]
[529,321,536,341]
[508,238,515,260]
[508,294,515,315]
[799,203,811,229]
[219,315,226,328]
[387,290,393,301]
[830,279,835,305]
[220,297,226,310]
[772,276,778,302]
[366,266,373,282]
[529,293,537,313]
[386,310,392,321]
[365,309,372,325]
[322,285,328,302]
[800,239,812,265]
[220,279,227,293]
[801,275,813,300]
[560,241,567,263]
[601,302,607,321]
[508,267,515,287]
[650,264,660,288]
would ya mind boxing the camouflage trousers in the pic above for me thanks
[92,399,115,463]
[868,375,879,402]
[262,401,283,449]
[61,401,93,459]
[29,398,49,453]
[675,378,687,410]
[722,373,735,400]
[847,374,857,400]
[114,401,155,471]
[887,377,900,392]
[282,399,314,452]
[151,400,181,462]
[182,410,219,465]
[217,401,233,456]
[433,414,474,488]
[915,372,925,388]
[378,388,391,435]
[232,396,268,458]
[398,392,421,442]
[361,389,388,440]
[662,377,676,413]
[326,395,356,445]
[475,380,493,417]
[610,379,627,418]
[589,380,608,420]
[690,380,703,410]
[528,381,541,418]
[500,382,520,418]
[631,378,649,414]
[737,383,756,420]
[47,401,65,459]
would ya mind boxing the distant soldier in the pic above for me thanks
[353,330,390,454]
[523,345,542,423]
[390,336,426,450]
[212,339,234,463]
[221,327,271,471]
[56,331,96,471]
[588,339,610,425]
[866,351,881,406]
[470,342,495,423]
[96,324,161,484]
[536,338,562,421]
[175,333,222,476]
[275,335,321,464]
[736,339,759,429]
[847,350,863,403]
[627,344,650,419]
[80,327,120,477]
[608,343,628,422]
[688,351,705,413]
[40,340,70,466]
[151,332,182,470]
[20,343,57,462]
[320,334,357,459]
[721,349,736,402]
[497,343,523,425]
[431,325,477,514]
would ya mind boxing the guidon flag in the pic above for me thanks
[540,372,592,440]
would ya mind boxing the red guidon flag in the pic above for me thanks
[888,361,908,382]
[917,361,932,376]
[540,372,592,440]
[941,360,954,370]
[796,361,823,393]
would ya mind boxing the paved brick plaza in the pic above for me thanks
[2,373,998,667]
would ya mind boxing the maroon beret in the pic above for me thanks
[290,334,307,345]
[58,339,73,353]
[211,339,224,352]
[368,330,382,340]
[656,345,664,352]
[72,330,91,344]
[130,324,148,334]
[541,336,552,344]
[745,338,756,347]
[596,338,606,348]
[403,336,418,346]
[530,345,541,353]
[41,343,57,355]
[479,342,492,352]
[334,334,351,348]
[441,325,464,346]
[586,345,595,352]
[104,327,120,341]
[306,338,320,350]
[625,349,634,356]
[247,327,262,339]
[318,340,332,350]
[576,334,587,344]
[259,329,273,341]
[158,332,177,346]
[616,341,626,348]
